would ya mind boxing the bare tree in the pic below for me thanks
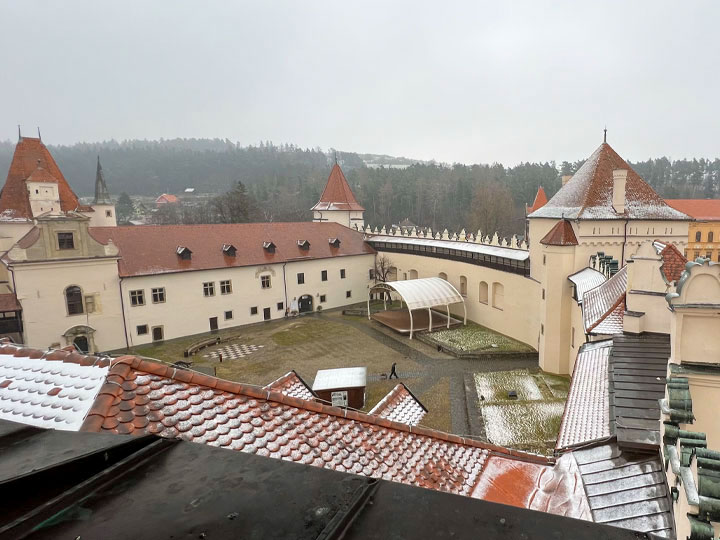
[374,254,396,301]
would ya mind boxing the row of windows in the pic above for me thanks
[695,231,716,242]
[130,287,167,306]
[297,269,346,285]
[687,250,720,262]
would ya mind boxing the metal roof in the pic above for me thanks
[369,235,529,261]
[372,277,464,310]
[312,367,367,391]
[568,268,607,305]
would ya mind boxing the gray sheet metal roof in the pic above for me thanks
[370,235,530,261]
[568,267,607,304]
[373,277,464,310]
[583,266,627,333]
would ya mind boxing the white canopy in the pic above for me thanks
[368,277,466,338]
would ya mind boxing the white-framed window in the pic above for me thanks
[340,269,346,279]
[321,270,328,281]
[137,324,148,335]
[250,306,258,315]
[130,289,145,306]
[203,282,215,297]
[152,287,166,303]
[220,280,232,294]
[260,275,271,289]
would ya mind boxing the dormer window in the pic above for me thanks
[297,240,310,250]
[176,246,192,260]
[58,232,75,250]
[262,241,276,253]
[222,244,237,257]
[329,238,341,248]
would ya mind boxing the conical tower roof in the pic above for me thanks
[540,219,578,246]
[529,142,689,220]
[311,164,364,212]
[0,137,81,219]
[526,186,548,214]
[94,156,112,204]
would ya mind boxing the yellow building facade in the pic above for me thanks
[666,199,720,261]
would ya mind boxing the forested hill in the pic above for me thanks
[0,138,718,234]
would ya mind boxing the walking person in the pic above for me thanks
[389,362,399,379]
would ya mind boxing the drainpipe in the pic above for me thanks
[8,265,23,343]
[282,262,289,315]
[621,218,629,264]
[118,276,131,349]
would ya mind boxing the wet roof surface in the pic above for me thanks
[263,370,316,400]
[568,267,607,304]
[608,334,670,451]
[583,266,627,334]
[367,383,427,426]
[1,419,649,540]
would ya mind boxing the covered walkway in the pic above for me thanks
[368,277,466,339]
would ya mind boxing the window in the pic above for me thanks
[492,282,504,310]
[340,269,346,279]
[320,295,326,303]
[543,255,546,265]
[460,276,467,297]
[369,269,375,280]
[58,232,75,250]
[297,273,305,285]
[105,210,112,218]
[65,286,84,315]
[277,302,284,311]
[321,270,328,281]
[346,290,352,298]
[694,251,700,259]
[479,281,489,304]
[137,324,148,335]
[696,231,702,242]
[250,306,258,315]
[220,280,232,294]
[151,287,166,303]
[225,310,233,320]
[542,288,545,300]
[707,252,712,259]
[260,275,271,289]
[541,324,544,335]
[203,282,215,297]
[85,295,95,313]
[571,327,575,348]
[438,272,447,281]
[130,289,145,306]
[409,269,418,279]
[709,231,715,243]
[152,326,164,342]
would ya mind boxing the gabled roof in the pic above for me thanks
[0,346,110,431]
[368,383,427,426]
[529,143,690,221]
[526,186,548,214]
[540,219,578,246]
[568,268,607,304]
[263,370,315,401]
[665,199,720,221]
[156,193,179,204]
[311,164,364,212]
[653,240,688,283]
[89,222,375,277]
[582,266,627,334]
[0,137,81,219]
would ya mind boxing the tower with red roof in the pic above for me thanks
[311,163,365,229]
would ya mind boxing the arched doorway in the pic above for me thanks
[299,294,314,313]
[63,325,97,354]
[73,336,89,353]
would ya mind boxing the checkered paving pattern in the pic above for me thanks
[202,343,264,360]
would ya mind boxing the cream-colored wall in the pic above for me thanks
[83,204,117,227]
[313,210,364,229]
[26,181,60,216]
[0,222,34,253]
[121,254,375,346]
[11,258,126,351]
[539,245,575,374]
[374,251,540,348]
[685,373,720,449]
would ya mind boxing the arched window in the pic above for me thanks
[709,231,714,243]
[696,231,702,242]
[438,272,448,281]
[65,286,84,315]
[387,266,398,282]
[408,269,418,280]
[479,281,488,304]
[492,282,504,310]
[460,275,467,297]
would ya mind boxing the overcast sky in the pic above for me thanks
[1,1,718,165]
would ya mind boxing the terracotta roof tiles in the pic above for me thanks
[0,137,81,219]
[653,240,688,283]
[665,199,720,221]
[540,219,579,246]
[368,383,427,426]
[89,222,375,277]
[311,164,364,212]
[526,186,548,214]
[263,370,316,401]
[530,143,689,221]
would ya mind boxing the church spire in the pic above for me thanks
[94,156,111,204]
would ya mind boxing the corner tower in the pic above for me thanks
[311,163,364,229]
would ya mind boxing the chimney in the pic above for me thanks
[561,175,572,186]
[612,169,627,214]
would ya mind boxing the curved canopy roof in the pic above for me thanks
[372,277,464,310]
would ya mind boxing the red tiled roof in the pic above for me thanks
[156,194,180,204]
[263,370,315,401]
[368,383,427,426]
[526,186,548,214]
[0,293,21,312]
[89,222,375,277]
[582,266,627,334]
[665,199,720,221]
[311,164,364,212]
[556,341,611,451]
[655,241,687,283]
[0,137,81,219]
[529,143,690,221]
[75,354,591,514]
[540,219,578,246]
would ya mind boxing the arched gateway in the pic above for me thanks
[368,277,466,339]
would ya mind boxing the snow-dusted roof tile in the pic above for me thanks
[263,370,315,401]
[568,268,607,304]
[556,341,612,450]
[582,266,627,334]
[368,383,427,426]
